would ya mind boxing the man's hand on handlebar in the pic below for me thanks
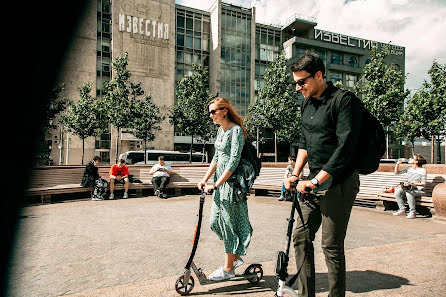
[285,177,316,194]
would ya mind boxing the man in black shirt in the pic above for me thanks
[285,53,362,297]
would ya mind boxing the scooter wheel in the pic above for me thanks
[246,264,263,284]
[175,275,194,296]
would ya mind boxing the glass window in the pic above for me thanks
[194,37,201,50]
[330,72,342,83]
[177,15,185,28]
[348,56,358,67]
[202,38,209,51]
[186,17,193,30]
[315,50,326,66]
[346,74,357,88]
[184,52,192,64]
[194,19,202,32]
[176,34,184,47]
[203,21,210,33]
[185,35,193,48]
[176,51,183,63]
[331,52,342,65]
[296,47,307,58]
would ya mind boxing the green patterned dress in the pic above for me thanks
[210,124,253,256]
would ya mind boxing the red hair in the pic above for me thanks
[207,97,248,139]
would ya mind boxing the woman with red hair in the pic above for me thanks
[198,97,252,281]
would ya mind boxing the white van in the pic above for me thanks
[119,150,208,165]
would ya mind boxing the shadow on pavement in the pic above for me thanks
[303,270,409,294]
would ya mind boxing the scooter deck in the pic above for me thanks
[198,272,260,285]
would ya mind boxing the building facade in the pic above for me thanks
[50,0,405,165]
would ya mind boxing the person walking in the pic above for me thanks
[285,53,362,297]
[197,97,252,282]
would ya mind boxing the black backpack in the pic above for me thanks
[241,139,262,178]
[332,89,385,175]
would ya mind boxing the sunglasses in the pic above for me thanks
[291,73,314,87]
[209,108,223,115]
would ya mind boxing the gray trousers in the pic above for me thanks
[293,171,359,297]
[394,187,424,213]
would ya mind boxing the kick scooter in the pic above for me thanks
[275,183,309,297]
[175,188,263,296]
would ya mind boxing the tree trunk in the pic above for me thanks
[431,136,435,164]
[436,136,442,164]
[410,138,415,155]
[144,140,147,164]
[386,126,389,159]
[274,132,277,162]
[202,144,206,163]
[256,128,259,157]
[116,127,120,164]
[189,135,194,163]
[82,138,85,165]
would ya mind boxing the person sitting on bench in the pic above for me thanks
[109,159,130,199]
[149,156,173,199]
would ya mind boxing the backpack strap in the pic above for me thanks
[331,89,357,121]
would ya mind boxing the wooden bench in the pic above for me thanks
[251,167,446,213]
[25,165,213,203]
[371,172,446,213]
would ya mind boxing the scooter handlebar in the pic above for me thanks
[289,181,311,193]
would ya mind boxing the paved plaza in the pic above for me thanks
[7,194,446,297]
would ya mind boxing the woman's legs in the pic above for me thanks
[394,188,406,211]
[224,253,237,271]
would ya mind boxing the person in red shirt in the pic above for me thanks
[109,159,130,199]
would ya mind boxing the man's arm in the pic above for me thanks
[284,149,308,189]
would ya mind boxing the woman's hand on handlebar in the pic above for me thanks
[197,180,206,191]
[203,184,214,194]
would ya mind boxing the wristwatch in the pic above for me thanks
[213,185,219,190]
[311,178,319,187]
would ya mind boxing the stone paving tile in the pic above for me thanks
[7,195,446,297]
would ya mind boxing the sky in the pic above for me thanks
[175,0,446,93]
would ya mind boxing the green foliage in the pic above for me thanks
[61,83,102,140]
[246,53,301,144]
[130,95,165,164]
[170,63,216,161]
[60,82,103,164]
[100,52,146,162]
[333,80,344,89]
[354,47,410,127]
[34,85,69,166]
[395,61,446,159]
[412,61,446,140]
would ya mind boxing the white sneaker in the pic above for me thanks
[123,192,128,199]
[208,266,235,281]
[109,193,115,200]
[154,190,160,197]
[92,197,103,201]
[233,257,244,269]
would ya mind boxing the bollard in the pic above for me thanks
[432,183,446,223]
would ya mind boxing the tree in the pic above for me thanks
[34,85,69,166]
[414,61,446,163]
[355,47,410,158]
[101,52,141,163]
[169,63,215,163]
[60,82,103,165]
[130,95,165,164]
[394,92,424,155]
[245,53,301,161]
